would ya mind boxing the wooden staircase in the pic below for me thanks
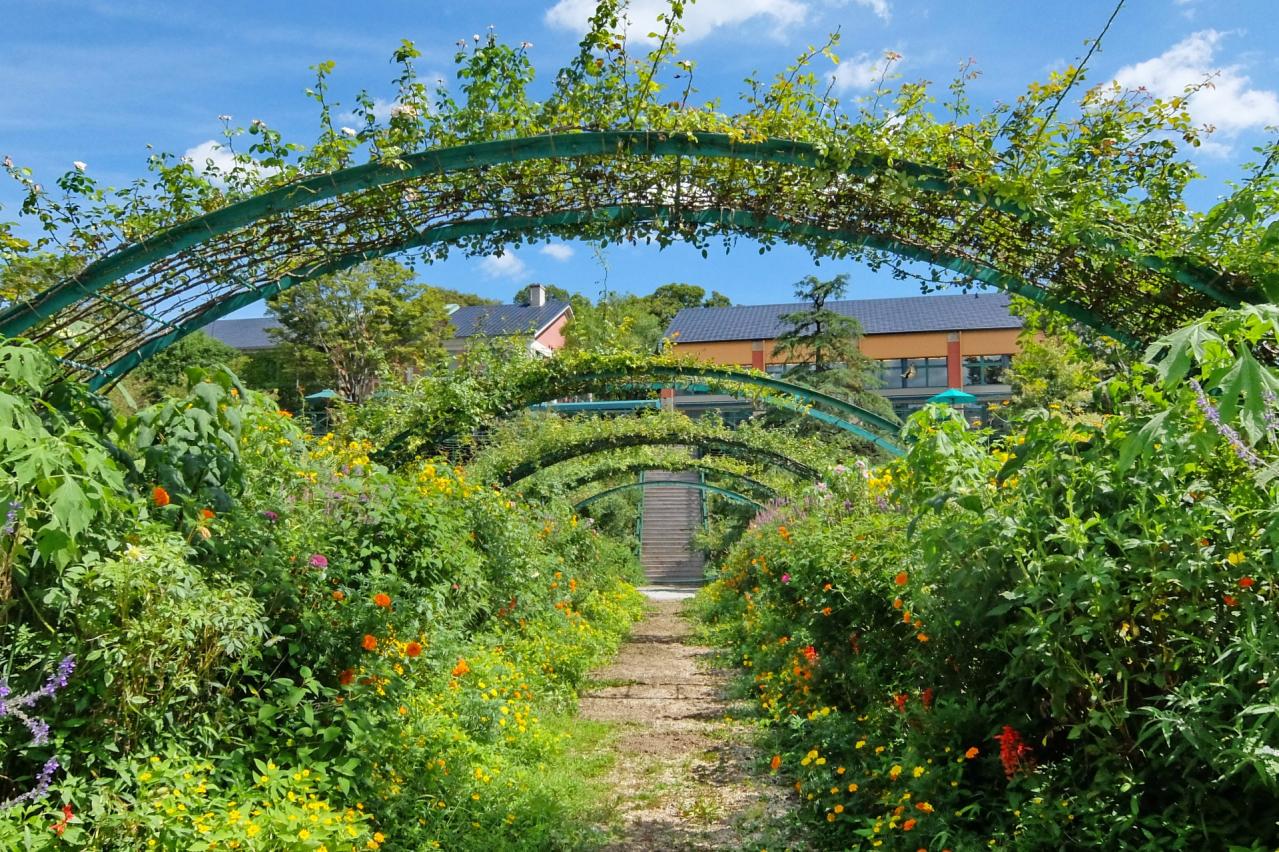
[639,471,705,586]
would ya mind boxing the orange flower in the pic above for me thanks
[821,607,832,616]
[902,818,917,831]
[339,668,354,685]
[277,409,293,418]
[916,802,934,814]
[964,747,979,759]
[916,633,929,643]
[770,754,782,772]
[361,634,377,651]
[1224,594,1239,607]
[152,486,170,507]
[199,507,215,520]
[892,597,903,609]
[894,571,908,586]
[452,658,470,677]
[332,590,345,602]
[405,641,423,658]
[373,592,392,608]
[1239,576,1255,589]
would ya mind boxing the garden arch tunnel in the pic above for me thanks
[574,479,761,511]
[380,355,905,460]
[516,455,779,504]
[0,131,1257,392]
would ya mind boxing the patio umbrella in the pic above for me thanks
[927,388,978,405]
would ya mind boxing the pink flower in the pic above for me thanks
[781,573,791,584]
[309,554,328,568]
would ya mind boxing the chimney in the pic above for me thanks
[528,283,546,307]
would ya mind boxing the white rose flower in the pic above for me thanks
[340,127,357,137]
[73,161,87,172]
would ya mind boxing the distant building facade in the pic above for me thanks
[664,292,1023,421]
[205,284,573,364]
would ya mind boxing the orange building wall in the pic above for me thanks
[672,328,1021,366]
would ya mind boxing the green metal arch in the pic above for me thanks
[489,434,819,487]
[0,132,1249,383]
[520,458,779,502]
[82,203,1145,391]
[575,479,761,511]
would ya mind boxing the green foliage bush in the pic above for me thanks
[0,339,645,849]
[698,307,1279,850]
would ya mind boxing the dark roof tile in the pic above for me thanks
[448,301,571,338]
[665,293,1021,342]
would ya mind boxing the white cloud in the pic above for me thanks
[844,0,890,22]
[480,252,528,280]
[181,140,280,184]
[539,243,574,261]
[1114,30,1279,139]
[830,52,888,93]
[545,0,807,43]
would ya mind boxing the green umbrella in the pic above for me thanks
[927,388,978,404]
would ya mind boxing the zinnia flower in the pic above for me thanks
[309,554,328,568]
[361,634,377,651]
[339,668,354,685]
[262,510,279,522]
[1239,576,1255,589]
[965,746,979,759]
[332,590,345,602]
[200,508,215,520]
[902,818,916,831]
[452,658,470,677]
[152,486,170,507]
[894,571,908,586]
[780,573,791,584]
[1224,593,1239,607]
[769,754,781,772]
[405,641,422,658]
[373,592,392,608]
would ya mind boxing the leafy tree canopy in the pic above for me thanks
[268,259,451,404]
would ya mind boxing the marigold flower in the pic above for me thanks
[965,747,979,759]
[821,606,832,616]
[916,802,934,813]
[1224,593,1239,607]
[894,693,908,712]
[152,486,170,507]
[770,754,782,772]
[902,818,917,831]
[332,590,345,602]
[339,668,354,686]
[801,645,818,663]
[1239,576,1255,589]
[405,641,423,658]
[452,658,470,677]
[892,597,903,609]
[889,764,903,780]
[916,633,929,643]
[894,571,908,586]
[200,507,215,520]
[361,634,377,651]
[373,592,392,608]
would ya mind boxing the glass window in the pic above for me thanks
[879,357,948,389]
[963,355,1011,386]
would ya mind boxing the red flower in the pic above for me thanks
[769,754,782,772]
[1239,576,1255,589]
[894,693,909,713]
[373,592,392,608]
[51,803,73,836]
[1224,594,1239,607]
[339,668,355,686]
[902,818,917,831]
[405,641,423,658]
[996,726,1035,778]
[921,688,934,710]
[801,645,818,663]
[361,634,377,651]
[199,507,215,520]
[894,571,908,586]
[152,486,170,507]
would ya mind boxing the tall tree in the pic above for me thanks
[771,274,890,416]
[268,259,451,403]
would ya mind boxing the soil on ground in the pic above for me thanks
[578,597,802,851]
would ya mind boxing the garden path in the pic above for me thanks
[578,595,800,850]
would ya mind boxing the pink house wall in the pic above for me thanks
[534,312,571,351]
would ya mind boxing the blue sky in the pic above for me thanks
[2,0,1277,312]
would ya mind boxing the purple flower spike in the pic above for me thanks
[0,658,73,811]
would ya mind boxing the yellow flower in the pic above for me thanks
[912,766,925,778]
[1227,551,1246,566]
[889,764,903,780]
[298,828,311,840]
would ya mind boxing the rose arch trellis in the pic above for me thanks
[0,131,1260,392]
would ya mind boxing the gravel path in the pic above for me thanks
[578,598,799,851]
